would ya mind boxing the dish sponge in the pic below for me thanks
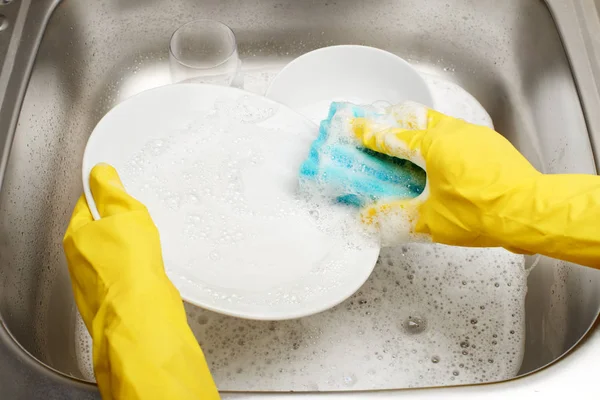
[299,102,426,207]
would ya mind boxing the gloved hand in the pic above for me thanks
[63,164,220,400]
[352,102,600,269]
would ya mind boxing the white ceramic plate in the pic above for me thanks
[266,45,434,123]
[82,83,380,320]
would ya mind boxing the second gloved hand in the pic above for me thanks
[352,102,600,269]
[63,164,220,400]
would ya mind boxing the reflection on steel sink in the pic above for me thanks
[1,0,600,398]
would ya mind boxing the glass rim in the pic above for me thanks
[169,19,238,70]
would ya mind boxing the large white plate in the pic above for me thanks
[266,45,434,123]
[82,84,380,320]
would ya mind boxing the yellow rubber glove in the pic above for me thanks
[352,102,600,269]
[63,164,220,400]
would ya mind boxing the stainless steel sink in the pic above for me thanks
[1,0,600,398]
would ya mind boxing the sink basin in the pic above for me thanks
[1,0,600,398]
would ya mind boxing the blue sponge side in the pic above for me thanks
[299,102,426,207]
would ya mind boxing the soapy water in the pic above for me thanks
[74,74,527,390]
[188,245,525,390]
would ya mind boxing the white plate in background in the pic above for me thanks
[266,45,434,123]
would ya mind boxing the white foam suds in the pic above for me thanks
[75,313,95,381]
[74,73,527,391]
[186,244,525,390]
[117,94,379,315]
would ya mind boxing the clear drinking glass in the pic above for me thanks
[169,19,239,85]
